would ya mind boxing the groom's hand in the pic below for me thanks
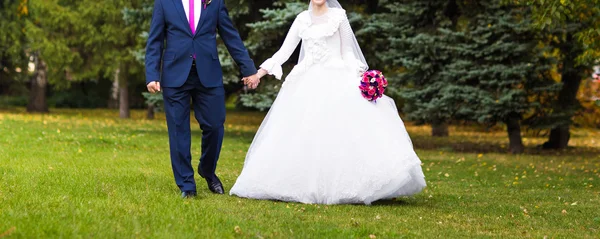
[242,74,260,90]
[147,81,161,93]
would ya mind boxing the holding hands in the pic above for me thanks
[242,69,269,90]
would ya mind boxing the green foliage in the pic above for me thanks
[239,84,281,111]
[374,0,457,124]
[25,0,83,87]
[0,95,28,107]
[22,0,146,89]
[0,0,29,93]
[508,0,600,65]
[48,91,107,108]
[442,1,560,127]
[376,0,561,131]
[239,1,307,110]
[142,91,163,111]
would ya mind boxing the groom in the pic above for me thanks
[145,0,259,198]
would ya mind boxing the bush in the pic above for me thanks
[0,95,28,107]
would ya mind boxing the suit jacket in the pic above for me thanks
[145,0,256,88]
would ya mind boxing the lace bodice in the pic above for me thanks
[260,8,366,80]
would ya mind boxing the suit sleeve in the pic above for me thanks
[217,0,257,77]
[145,0,165,85]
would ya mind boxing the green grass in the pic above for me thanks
[1,108,599,238]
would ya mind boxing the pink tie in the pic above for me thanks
[189,0,196,59]
[189,0,195,35]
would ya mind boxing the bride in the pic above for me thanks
[230,0,426,205]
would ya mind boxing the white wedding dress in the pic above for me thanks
[230,8,426,205]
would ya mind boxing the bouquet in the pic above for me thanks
[359,70,388,102]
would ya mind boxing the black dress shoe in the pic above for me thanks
[181,191,197,198]
[206,176,224,194]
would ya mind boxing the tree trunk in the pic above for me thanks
[543,126,570,149]
[444,0,460,27]
[27,54,48,113]
[542,33,583,149]
[505,115,524,154]
[366,0,379,13]
[146,104,155,120]
[431,122,449,137]
[117,66,130,119]
[108,77,119,109]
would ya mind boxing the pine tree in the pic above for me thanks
[375,0,460,136]
[441,1,559,153]
[238,0,307,110]
[378,0,560,151]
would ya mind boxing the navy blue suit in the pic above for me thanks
[145,0,256,192]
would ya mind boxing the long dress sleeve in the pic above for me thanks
[339,16,367,76]
[260,16,303,80]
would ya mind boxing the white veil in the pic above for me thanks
[299,0,369,71]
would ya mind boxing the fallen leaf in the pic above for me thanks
[0,226,15,238]
[369,234,377,239]
[234,226,242,234]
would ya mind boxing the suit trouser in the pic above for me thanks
[161,66,225,192]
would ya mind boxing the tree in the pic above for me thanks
[371,0,460,137]
[24,0,146,116]
[25,0,84,112]
[238,1,307,110]
[440,1,559,153]
[76,0,148,118]
[509,0,600,149]
[0,0,29,97]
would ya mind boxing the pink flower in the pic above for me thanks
[359,69,387,101]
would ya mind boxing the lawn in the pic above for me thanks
[0,108,599,238]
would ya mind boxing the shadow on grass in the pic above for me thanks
[131,127,600,157]
[371,199,423,207]
[409,134,600,157]
[129,128,258,140]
